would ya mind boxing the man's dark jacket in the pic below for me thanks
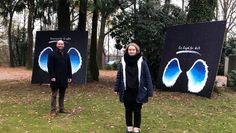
[48,50,72,88]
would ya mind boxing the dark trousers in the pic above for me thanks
[50,87,66,112]
[124,91,143,128]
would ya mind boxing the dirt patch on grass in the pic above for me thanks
[0,67,31,81]
[0,67,118,81]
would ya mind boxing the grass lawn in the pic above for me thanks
[1,73,236,133]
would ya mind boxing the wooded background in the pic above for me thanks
[0,0,236,81]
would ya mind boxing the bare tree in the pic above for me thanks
[26,0,35,69]
[78,0,87,31]
[165,0,170,5]
[97,0,120,69]
[89,0,99,81]
[57,0,70,30]
[0,0,25,67]
[218,0,236,38]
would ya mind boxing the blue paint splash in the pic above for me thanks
[38,47,53,72]
[187,59,208,93]
[38,47,82,75]
[162,58,182,87]
[67,47,82,74]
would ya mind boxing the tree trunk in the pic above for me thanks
[57,0,70,30]
[182,0,185,11]
[97,15,106,69]
[187,0,217,23]
[215,0,218,20]
[8,12,14,67]
[89,0,99,81]
[78,0,87,31]
[26,0,34,69]
[133,0,137,38]
[15,34,21,66]
[165,0,170,4]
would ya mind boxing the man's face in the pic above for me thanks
[56,40,65,50]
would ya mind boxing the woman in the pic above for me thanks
[114,42,153,133]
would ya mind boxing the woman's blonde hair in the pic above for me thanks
[126,42,140,54]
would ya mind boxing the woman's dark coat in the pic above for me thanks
[114,56,153,103]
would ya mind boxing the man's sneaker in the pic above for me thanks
[58,109,67,113]
[49,111,56,116]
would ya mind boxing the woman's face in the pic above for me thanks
[128,45,137,56]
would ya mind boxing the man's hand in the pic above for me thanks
[51,78,56,82]
[68,78,72,83]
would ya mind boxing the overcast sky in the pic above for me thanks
[171,0,186,8]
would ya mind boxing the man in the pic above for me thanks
[48,40,72,115]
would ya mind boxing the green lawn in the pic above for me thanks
[1,78,236,133]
